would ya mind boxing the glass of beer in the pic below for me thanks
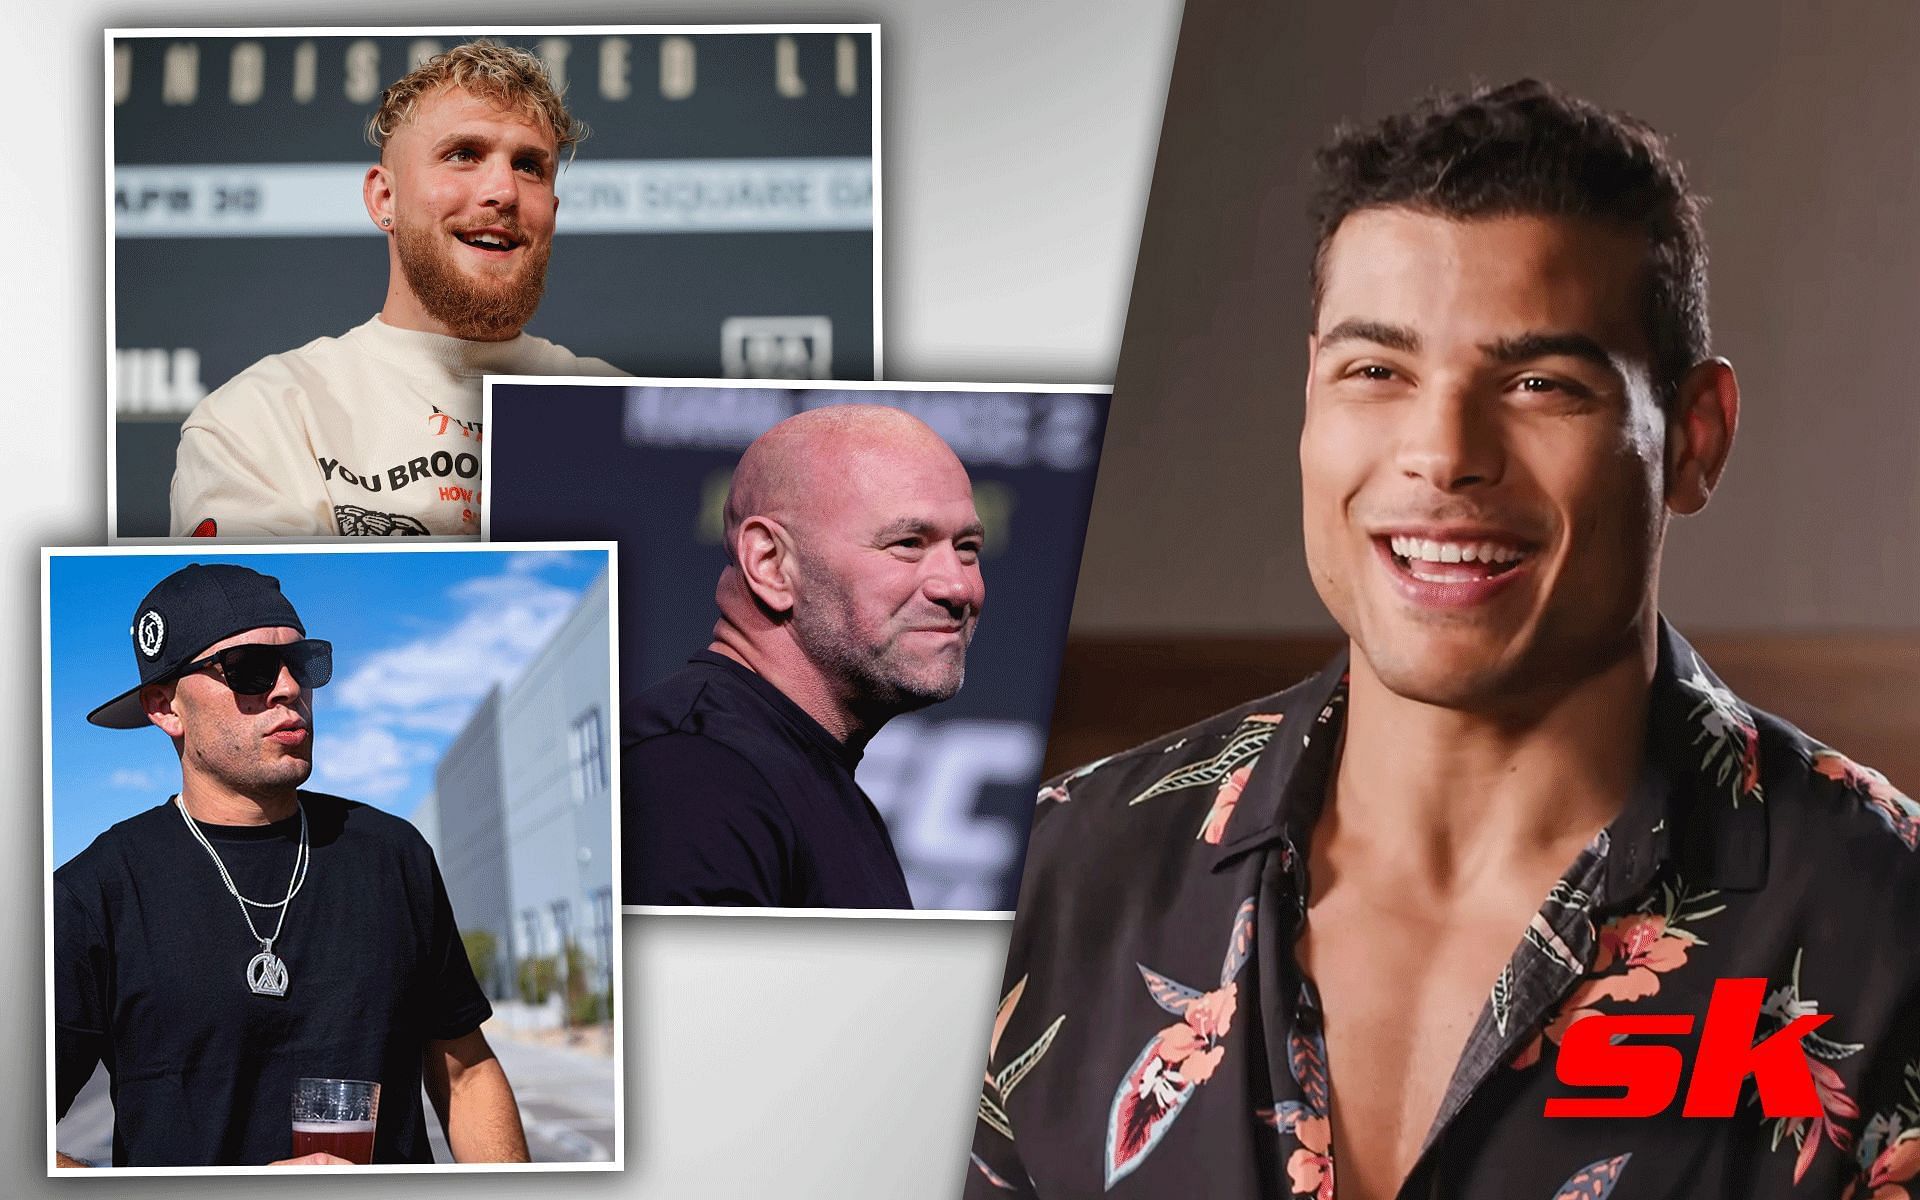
[291,1077,380,1164]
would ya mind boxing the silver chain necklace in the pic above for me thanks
[175,795,310,997]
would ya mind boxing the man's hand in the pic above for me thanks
[269,1152,356,1166]
[54,1150,93,1168]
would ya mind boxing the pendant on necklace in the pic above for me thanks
[247,942,289,998]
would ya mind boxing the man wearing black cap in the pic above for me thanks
[53,563,531,1167]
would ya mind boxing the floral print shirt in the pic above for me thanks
[965,623,1920,1200]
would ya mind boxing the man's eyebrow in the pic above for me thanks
[514,140,555,166]
[1318,319,1421,353]
[430,131,483,154]
[429,131,554,165]
[873,517,986,543]
[872,517,932,541]
[1482,331,1619,373]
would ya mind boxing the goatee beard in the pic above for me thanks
[395,220,550,341]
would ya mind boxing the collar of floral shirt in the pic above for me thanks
[1204,616,1771,929]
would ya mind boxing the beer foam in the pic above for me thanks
[292,1120,377,1133]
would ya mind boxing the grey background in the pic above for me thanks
[27,0,1920,1194]
[16,0,1178,1195]
[1074,0,1920,636]
[30,0,1920,1195]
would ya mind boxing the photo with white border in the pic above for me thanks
[107,26,882,540]
[44,541,622,1173]
[484,376,1109,919]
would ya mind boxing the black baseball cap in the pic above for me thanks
[86,563,308,730]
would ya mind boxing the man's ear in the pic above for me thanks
[1664,357,1739,516]
[364,163,396,234]
[734,516,800,616]
[141,682,184,739]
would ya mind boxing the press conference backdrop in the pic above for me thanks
[487,382,1109,913]
[111,29,878,537]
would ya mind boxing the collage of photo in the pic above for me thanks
[38,6,1920,1198]
[61,23,1115,1175]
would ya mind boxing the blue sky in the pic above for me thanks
[47,547,607,868]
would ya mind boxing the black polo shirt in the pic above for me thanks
[622,651,913,909]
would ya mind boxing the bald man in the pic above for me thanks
[622,405,987,908]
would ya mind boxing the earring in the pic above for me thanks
[382,217,392,227]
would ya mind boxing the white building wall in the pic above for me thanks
[497,568,616,994]
[411,787,441,862]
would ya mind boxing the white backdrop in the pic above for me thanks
[11,0,1181,1195]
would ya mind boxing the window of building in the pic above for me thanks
[592,885,614,991]
[569,706,607,805]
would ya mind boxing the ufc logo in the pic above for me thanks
[1546,978,1832,1118]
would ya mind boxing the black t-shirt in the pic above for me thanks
[53,791,492,1166]
[623,651,914,909]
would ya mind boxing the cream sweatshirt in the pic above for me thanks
[169,316,623,537]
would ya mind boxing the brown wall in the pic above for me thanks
[1069,0,1920,638]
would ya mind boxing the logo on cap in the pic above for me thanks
[135,610,166,660]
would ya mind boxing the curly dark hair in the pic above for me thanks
[1309,79,1708,405]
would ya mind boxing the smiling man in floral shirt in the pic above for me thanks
[965,80,1920,1200]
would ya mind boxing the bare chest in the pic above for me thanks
[1295,897,1533,1200]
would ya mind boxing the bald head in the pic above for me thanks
[712,404,986,735]
[723,405,965,564]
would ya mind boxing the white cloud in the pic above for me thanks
[307,565,586,804]
[505,550,579,575]
[307,724,436,800]
[109,767,155,790]
[331,570,578,719]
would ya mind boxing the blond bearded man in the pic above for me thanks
[169,41,620,539]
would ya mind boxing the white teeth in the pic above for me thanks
[1388,535,1526,565]
[466,233,510,248]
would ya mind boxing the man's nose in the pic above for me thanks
[922,545,984,615]
[266,660,304,706]
[475,155,520,210]
[1393,379,1505,491]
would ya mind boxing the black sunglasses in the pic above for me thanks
[178,639,334,695]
